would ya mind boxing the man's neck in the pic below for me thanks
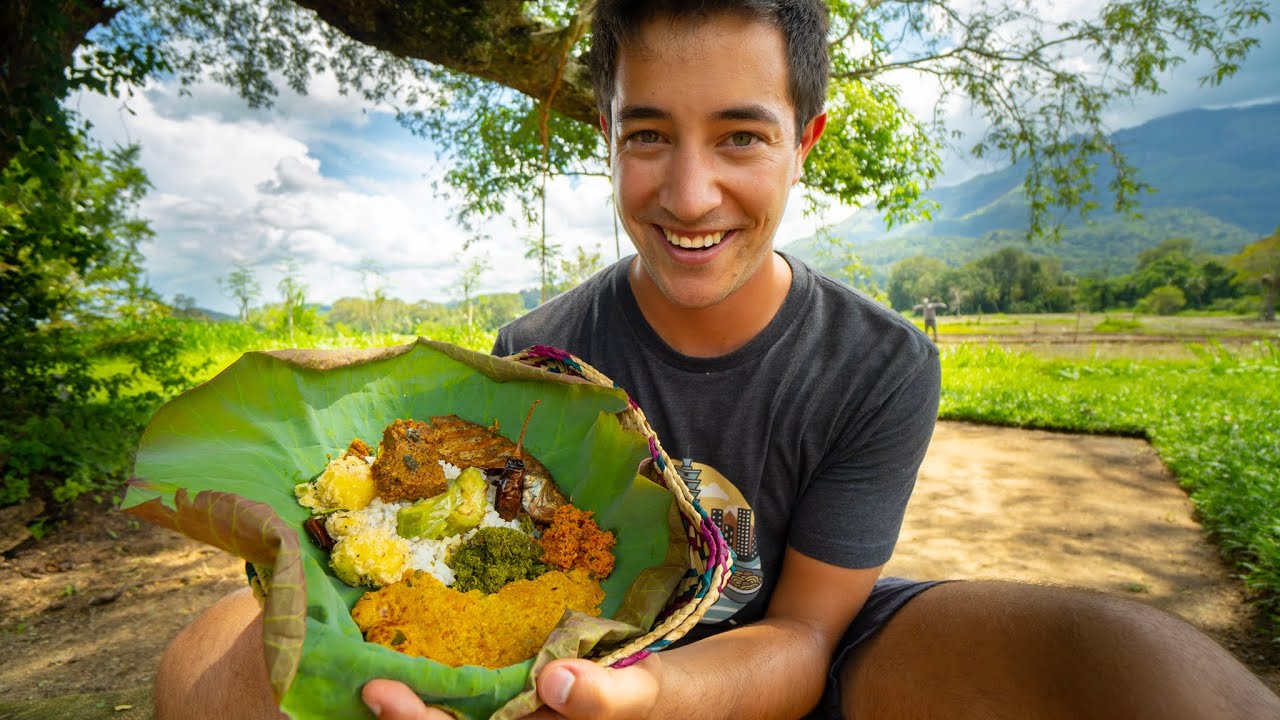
[628,252,793,358]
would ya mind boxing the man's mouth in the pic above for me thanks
[661,227,726,250]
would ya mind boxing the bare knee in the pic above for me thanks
[841,581,1280,720]
[155,588,285,720]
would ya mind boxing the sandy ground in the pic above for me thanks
[0,420,1275,718]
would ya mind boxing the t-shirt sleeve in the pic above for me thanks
[788,347,941,569]
[492,326,515,357]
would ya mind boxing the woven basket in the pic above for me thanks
[510,345,735,667]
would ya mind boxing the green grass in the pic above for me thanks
[1093,316,1144,333]
[940,341,1280,636]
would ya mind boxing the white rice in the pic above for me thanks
[332,460,524,587]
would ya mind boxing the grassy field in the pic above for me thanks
[931,313,1280,635]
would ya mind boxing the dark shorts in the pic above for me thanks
[804,577,948,719]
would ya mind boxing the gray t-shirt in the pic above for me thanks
[493,253,939,637]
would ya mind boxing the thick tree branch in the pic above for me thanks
[1,0,120,169]
[290,0,598,125]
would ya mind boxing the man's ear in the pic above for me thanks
[599,113,612,166]
[793,112,828,183]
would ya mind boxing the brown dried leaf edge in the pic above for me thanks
[125,488,304,701]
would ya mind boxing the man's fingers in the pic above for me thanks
[362,679,454,720]
[534,658,660,720]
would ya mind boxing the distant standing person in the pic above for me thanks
[914,297,947,341]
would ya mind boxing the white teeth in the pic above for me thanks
[663,229,725,249]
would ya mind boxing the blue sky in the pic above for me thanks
[75,8,1280,315]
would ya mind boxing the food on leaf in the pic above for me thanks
[397,466,489,540]
[352,569,604,669]
[295,447,376,513]
[303,516,336,551]
[121,340,684,720]
[372,419,448,503]
[540,505,617,579]
[305,411,623,668]
[494,401,541,520]
[521,473,569,525]
[447,527,549,594]
[345,438,373,458]
[329,526,410,587]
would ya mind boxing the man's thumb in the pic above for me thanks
[536,659,659,719]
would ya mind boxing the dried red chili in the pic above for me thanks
[494,401,540,521]
[303,515,335,551]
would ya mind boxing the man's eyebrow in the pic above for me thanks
[711,104,782,125]
[616,105,670,123]
[615,104,782,125]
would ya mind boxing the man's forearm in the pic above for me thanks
[650,617,836,720]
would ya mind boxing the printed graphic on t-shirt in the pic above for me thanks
[673,458,764,624]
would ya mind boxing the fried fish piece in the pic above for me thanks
[371,419,446,503]
[371,415,560,506]
[522,473,569,525]
[427,415,552,479]
[428,415,568,522]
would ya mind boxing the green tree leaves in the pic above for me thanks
[219,260,262,322]
[1229,228,1280,320]
[0,135,192,505]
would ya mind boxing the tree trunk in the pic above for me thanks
[291,0,598,125]
[1,0,119,170]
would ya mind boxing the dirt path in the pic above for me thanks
[889,421,1278,692]
[0,421,1275,717]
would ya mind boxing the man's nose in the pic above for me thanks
[659,146,722,222]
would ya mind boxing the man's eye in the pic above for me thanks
[728,132,759,147]
[627,130,662,144]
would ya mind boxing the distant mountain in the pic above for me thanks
[783,102,1279,278]
[194,306,236,322]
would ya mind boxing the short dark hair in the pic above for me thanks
[589,0,830,142]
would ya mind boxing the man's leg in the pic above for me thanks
[839,580,1280,720]
[154,588,285,720]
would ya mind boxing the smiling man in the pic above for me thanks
[157,2,1280,719]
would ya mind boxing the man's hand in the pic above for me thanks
[517,656,662,720]
[361,655,662,720]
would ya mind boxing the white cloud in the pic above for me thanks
[78,81,481,314]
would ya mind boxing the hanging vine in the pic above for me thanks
[535,4,590,303]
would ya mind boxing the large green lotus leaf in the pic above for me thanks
[121,340,676,719]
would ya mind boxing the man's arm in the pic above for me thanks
[625,548,882,720]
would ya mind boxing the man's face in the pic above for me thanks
[607,13,824,310]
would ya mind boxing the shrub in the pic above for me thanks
[1140,285,1187,316]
